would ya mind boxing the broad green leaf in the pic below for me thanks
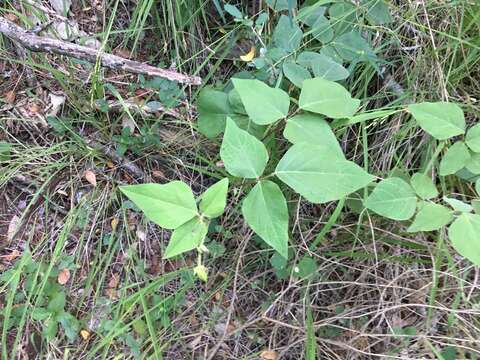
[320,44,343,63]
[361,0,393,25]
[466,152,480,174]
[297,4,326,26]
[448,213,480,265]
[230,114,266,139]
[439,141,470,176]
[296,256,317,278]
[0,142,12,162]
[407,203,453,232]
[332,31,377,63]
[311,54,349,81]
[242,180,289,258]
[476,178,480,195]
[410,173,438,200]
[299,78,360,119]
[364,178,417,220]
[443,196,473,213]
[47,291,66,314]
[43,319,58,341]
[408,102,465,140]
[466,124,480,152]
[282,62,311,87]
[296,52,349,81]
[232,78,290,125]
[273,15,303,53]
[311,15,333,43]
[275,143,374,203]
[228,89,246,114]
[297,51,321,68]
[199,178,229,218]
[164,216,208,258]
[220,118,269,178]
[283,113,344,158]
[224,4,242,18]
[119,181,198,229]
[32,308,51,321]
[57,312,80,342]
[197,89,231,138]
[266,0,297,11]
[329,2,356,35]
[472,199,480,214]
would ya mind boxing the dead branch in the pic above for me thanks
[0,17,202,85]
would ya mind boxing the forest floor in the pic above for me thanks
[1,1,480,359]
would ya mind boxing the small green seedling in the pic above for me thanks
[119,178,229,281]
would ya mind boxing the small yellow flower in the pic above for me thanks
[240,46,255,62]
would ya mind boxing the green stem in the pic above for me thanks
[310,198,345,249]
[423,140,446,175]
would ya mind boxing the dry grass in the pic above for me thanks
[1,0,480,359]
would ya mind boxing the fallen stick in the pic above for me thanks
[0,17,202,85]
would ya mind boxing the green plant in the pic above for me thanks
[110,0,480,279]
[119,178,229,281]
[0,253,79,342]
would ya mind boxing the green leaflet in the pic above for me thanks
[242,180,289,258]
[311,54,349,81]
[466,124,480,152]
[275,143,374,203]
[164,217,208,259]
[332,31,377,63]
[439,141,470,176]
[282,62,311,87]
[408,102,465,140]
[273,15,303,53]
[220,118,269,178]
[407,202,453,232]
[448,213,480,265]
[197,89,231,138]
[310,15,333,43]
[466,152,480,174]
[365,178,417,220]
[283,113,344,158]
[443,196,473,213]
[297,3,326,26]
[119,181,198,229]
[199,178,229,218]
[361,0,393,25]
[410,173,438,200]
[299,78,360,119]
[232,78,290,125]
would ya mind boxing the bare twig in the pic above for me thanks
[94,99,184,119]
[0,17,202,85]
[85,139,145,179]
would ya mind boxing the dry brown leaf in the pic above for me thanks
[80,329,90,340]
[29,103,41,113]
[106,273,120,299]
[260,350,279,360]
[5,90,16,104]
[152,170,165,179]
[7,215,20,242]
[5,13,18,22]
[106,161,115,169]
[58,268,71,285]
[1,249,21,262]
[114,48,131,58]
[84,169,97,186]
